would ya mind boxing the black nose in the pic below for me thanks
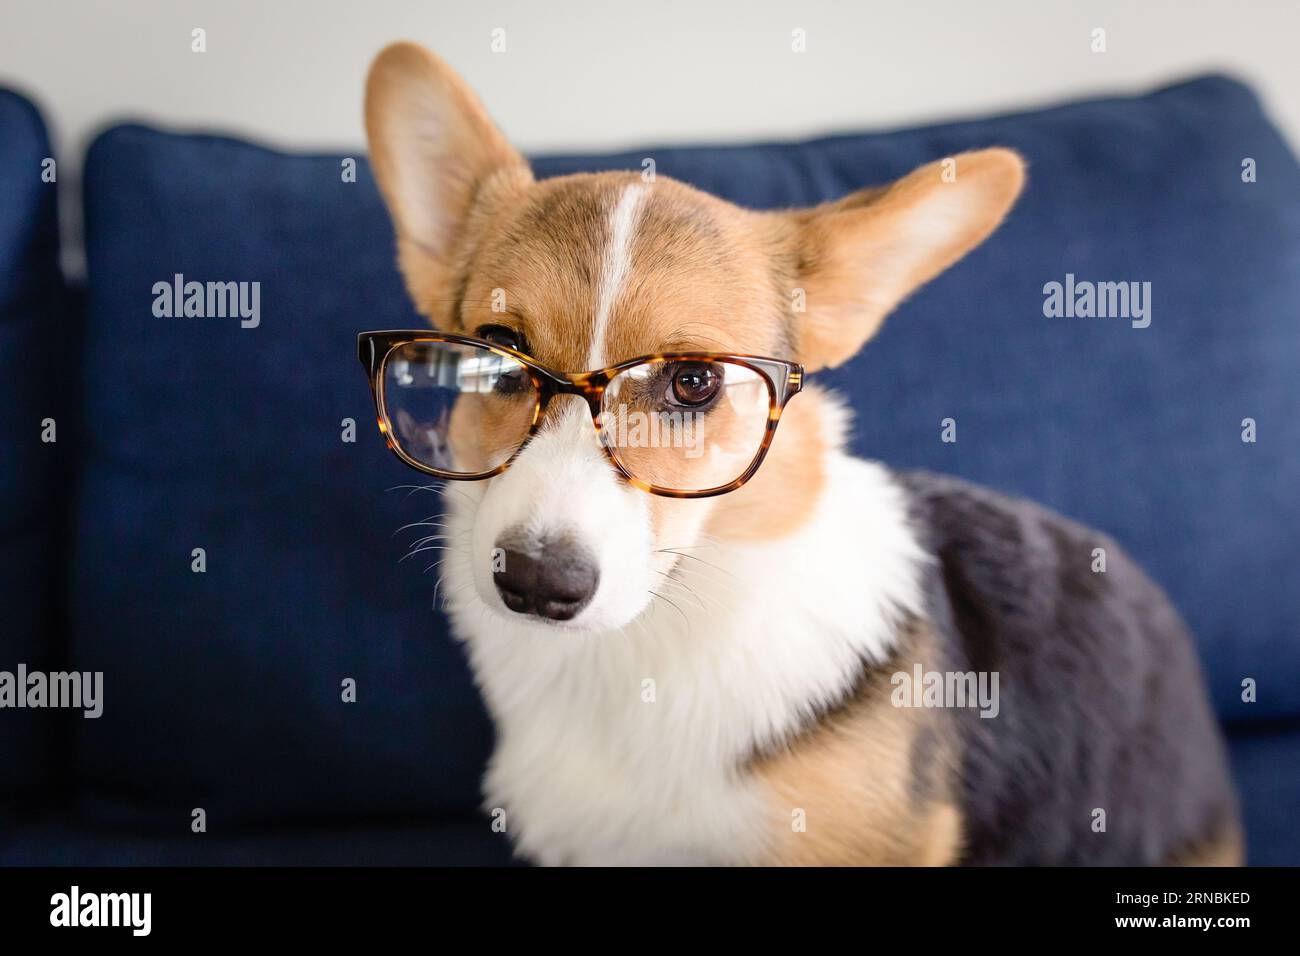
[493,536,599,621]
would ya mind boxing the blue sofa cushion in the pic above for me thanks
[74,130,494,826]
[73,74,1300,826]
[0,88,65,802]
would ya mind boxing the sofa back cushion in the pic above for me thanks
[72,75,1300,825]
[0,89,66,804]
[73,128,493,825]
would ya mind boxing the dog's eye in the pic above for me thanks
[476,324,525,353]
[474,325,529,395]
[666,362,723,408]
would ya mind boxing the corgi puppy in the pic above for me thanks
[361,42,1241,866]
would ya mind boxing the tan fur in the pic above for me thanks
[748,622,965,866]
[702,385,830,542]
[448,175,786,367]
[1167,824,1245,866]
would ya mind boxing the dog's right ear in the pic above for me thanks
[365,42,532,321]
[785,148,1025,371]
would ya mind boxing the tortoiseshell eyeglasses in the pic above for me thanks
[357,331,804,499]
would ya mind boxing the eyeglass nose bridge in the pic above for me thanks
[533,369,611,422]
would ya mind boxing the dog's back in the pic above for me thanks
[901,471,1241,865]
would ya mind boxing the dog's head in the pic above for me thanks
[365,42,1024,633]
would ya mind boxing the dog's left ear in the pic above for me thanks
[787,148,1025,370]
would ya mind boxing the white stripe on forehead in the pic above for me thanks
[588,183,646,369]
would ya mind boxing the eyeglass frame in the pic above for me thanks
[357,330,805,499]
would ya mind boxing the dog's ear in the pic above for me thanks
[365,42,532,320]
[787,148,1024,371]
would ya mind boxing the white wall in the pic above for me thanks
[3,0,1298,271]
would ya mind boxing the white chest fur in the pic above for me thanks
[442,454,926,865]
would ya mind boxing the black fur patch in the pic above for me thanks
[897,470,1239,865]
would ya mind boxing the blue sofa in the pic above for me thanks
[2,75,1298,865]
